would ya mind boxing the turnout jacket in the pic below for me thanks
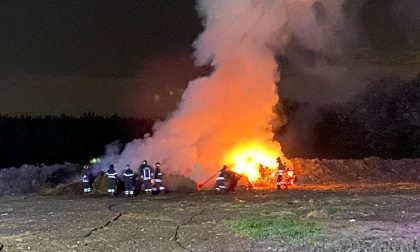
[123,168,134,182]
[106,168,118,179]
[139,165,153,180]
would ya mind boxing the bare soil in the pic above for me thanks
[0,183,419,251]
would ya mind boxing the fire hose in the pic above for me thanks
[196,171,220,190]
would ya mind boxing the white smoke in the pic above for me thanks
[106,0,345,178]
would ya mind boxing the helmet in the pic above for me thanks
[110,164,114,169]
[143,160,148,165]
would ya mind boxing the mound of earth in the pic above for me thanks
[291,157,420,184]
[0,163,81,195]
[1,157,419,195]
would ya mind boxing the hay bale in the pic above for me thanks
[164,173,196,192]
[92,175,109,194]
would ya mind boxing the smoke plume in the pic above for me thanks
[107,0,345,179]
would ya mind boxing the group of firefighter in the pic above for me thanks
[82,160,165,197]
[82,157,295,195]
[214,157,295,193]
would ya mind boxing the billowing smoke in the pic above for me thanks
[106,0,345,179]
[281,0,420,106]
[277,0,420,158]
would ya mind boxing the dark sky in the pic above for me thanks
[1,0,419,117]
[0,0,202,117]
[0,0,201,77]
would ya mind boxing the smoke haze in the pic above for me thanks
[277,0,420,158]
[280,0,420,105]
[103,0,350,178]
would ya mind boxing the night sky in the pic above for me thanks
[1,0,419,117]
[0,0,202,117]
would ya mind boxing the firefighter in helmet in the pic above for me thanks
[106,164,118,196]
[123,164,135,196]
[215,165,227,193]
[154,162,165,193]
[82,164,92,194]
[136,160,148,191]
[276,157,286,190]
[139,160,153,195]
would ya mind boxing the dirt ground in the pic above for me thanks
[0,183,419,251]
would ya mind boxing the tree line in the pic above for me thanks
[312,75,420,159]
[0,113,155,168]
[1,75,419,168]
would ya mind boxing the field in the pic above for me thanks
[0,184,419,251]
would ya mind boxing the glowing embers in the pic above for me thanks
[223,141,279,183]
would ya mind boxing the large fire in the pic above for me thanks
[222,141,289,184]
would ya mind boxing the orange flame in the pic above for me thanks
[222,140,288,183]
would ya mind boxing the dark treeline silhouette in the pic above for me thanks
[313,75,420,159]
[0,113,155,168]
[278,75,420,159]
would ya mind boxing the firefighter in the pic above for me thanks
[106,164,118,196]
[215,165,227,193]
[283,169,296,189]
[226,169,240,192]
[137,160,148,190]
[140,160,153,195]
[123,164,135,196]
[276,158,286,190]
[153,162,165,193]
[82,165,92,194]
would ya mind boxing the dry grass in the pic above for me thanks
[306,209,329,219]
[40,182,82,195]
